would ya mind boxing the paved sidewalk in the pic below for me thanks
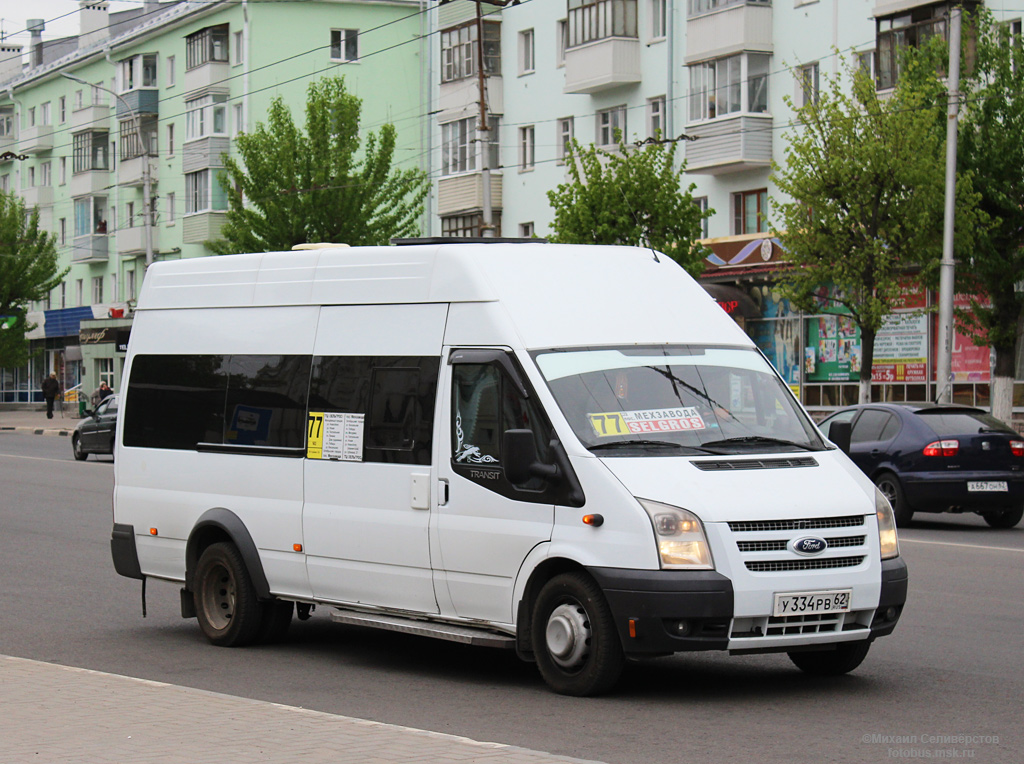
[1,655,606,764]
[0,407,76,436]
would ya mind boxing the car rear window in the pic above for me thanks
[914,410,1013,437]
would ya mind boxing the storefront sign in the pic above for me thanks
[871,312,928,383]
[79,327,114,345]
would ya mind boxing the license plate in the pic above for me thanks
[967,481,1008,492]
[773,590,852,617]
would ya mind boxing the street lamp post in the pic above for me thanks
[60,73,154,274]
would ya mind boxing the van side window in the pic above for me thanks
[309,356,439,465]
[225,355,311,449]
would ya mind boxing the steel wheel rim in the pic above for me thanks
[73,437,82,457]
[200,562,236,632]
[545,601,591,670]
[878,479,897,506]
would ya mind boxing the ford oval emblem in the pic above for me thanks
[791,536,828,556]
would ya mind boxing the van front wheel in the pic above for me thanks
[531,572,624,696]
[194,542,263,647]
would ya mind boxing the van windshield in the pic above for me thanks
[532,345,825,455]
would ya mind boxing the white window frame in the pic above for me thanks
[166,192,176,225]
[647,96,666,138]
[58,96,66,123]
[184,169,227,214]
[650,0,667,41]
[519,29,535,75]
[556,19,568,67]
[167,55,176,87]
[597,105,627,147]
[39,161,51,187]
[519,125,535,171]
[127,270,136,301]
[694,196,709,239]
[557,117,575,163]
[167,123,175,155]
[76,279,83,307]
[797,61,820,108]
[185,94,228,141]
[520,222,535,238]
[91,276,104,305]
[233,103,244,136]
[330,28,359,62]
[233,30,244,65]
[688,52,770,123]
[40,102,51,125]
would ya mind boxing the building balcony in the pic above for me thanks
[70,104,111,132]
[564,37,641,95]
[116,89,159,118]
[0,132,15,157]
[71,170,111,198]
[182,211,227,244]
[21,185,54,208]
[183,62,230,96]
[437,172,503,217]
[684,114,773,175]
[116,224,155,256]
[182,137,231,173]
[439,76,504,119]
[118,155,157,187]
[684,2,773,63]
[72,234,109,263]
[18,124,53,154]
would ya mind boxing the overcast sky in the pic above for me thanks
[1,1,139,49]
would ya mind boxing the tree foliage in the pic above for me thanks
[212,77,429,253]
[771,52,983,401]
[0,192,67,368]
[546,137,711,275]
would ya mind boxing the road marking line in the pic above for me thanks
[0,453,100,465]
[901,537,1024,554]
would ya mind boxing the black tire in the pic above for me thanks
[983,505,1024,529]
[72,435,88,461]
[875,472,912,526]
[789,640,871,676]
[531,572,624,696]
[258,600,294,644]
[193,542,263,647]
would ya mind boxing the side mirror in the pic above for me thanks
[503,429,559,485]
[830,421,852,455]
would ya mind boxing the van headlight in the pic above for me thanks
[637,499,714,570]
[875,488,900,560]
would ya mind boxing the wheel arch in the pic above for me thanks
[185,508,271,600]
[514,556,597,658]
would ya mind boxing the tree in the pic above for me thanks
[211,77,429,253]
[546,137,711,275]
[950,10,1024,423]
[0,192,67,369]
[771,54,982,404]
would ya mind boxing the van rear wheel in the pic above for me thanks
[788,640,871,676]
[194,542,263,647]
[531,572,624,696]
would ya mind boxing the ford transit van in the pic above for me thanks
[111,241,907,696]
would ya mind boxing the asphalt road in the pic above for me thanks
[1,432,1020,764]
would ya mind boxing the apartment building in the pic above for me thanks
[0,0,427,403]
[430,0,1013,413]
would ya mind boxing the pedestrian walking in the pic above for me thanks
[41,373,61,420]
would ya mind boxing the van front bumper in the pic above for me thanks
[586,567,734,655]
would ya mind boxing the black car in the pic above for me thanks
[819,403,1024,528]
[72,395,118,460]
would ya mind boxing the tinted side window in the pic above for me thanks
[851,410,893,444]
[309,356,439,465]
[124,355,229,449]
[225,355,311,449]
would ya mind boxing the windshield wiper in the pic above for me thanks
[588,440,721,454]
[699,436,817,452]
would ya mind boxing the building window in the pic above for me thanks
[119,54,158,92]
[557,19,568,66]
[39,161,51,187]
[733,188,768,234]
[233,103,244,136]
[111,273,118,303]
[185,24,229,70]
[694,196,709,238]
[568,0,638,48]
[797,61,819,108]
[648,96,665,138]
[688,0,770,18]
[185,169,227,214]
[520,222,535,238]
[651,0,667,39]
[877,2,961,90]
[167,123,175,155]
[58,96,66,123]
[0,110,12,138]
[59,218,66,245]
[126,201,135,228]
[92,276,104,304]
[442,213,501,238]
[0,174,8,193]
[857,49,875,82]
[28,107,35,127]
[557,117,575,163]
[441,22,501,82]
[597,105,627,146]
[233,30,244,65]
[330,29,359,62]
[519,29,535,74]
[167,55,176,86]
[40,102,51,125]
[127,270,136,301]
[73,90,83,110]
[98,358,114,388]
[74,196,108,237]
[76,279,83,306]
[59,157,66,185]
[185,94,228,140]
[440,116,499,176]
[119,116,158,160]
[166,192,176,224]
[519,125,535,171]
[688,53,769,122]
[72,131,110,173]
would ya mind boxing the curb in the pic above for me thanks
[0,426,73,437]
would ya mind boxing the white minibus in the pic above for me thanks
[111,241,907,696]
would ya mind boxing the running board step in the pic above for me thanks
[331,610,515,649]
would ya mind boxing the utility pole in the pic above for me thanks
[936,7,962,404]
[474,0,494,237]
